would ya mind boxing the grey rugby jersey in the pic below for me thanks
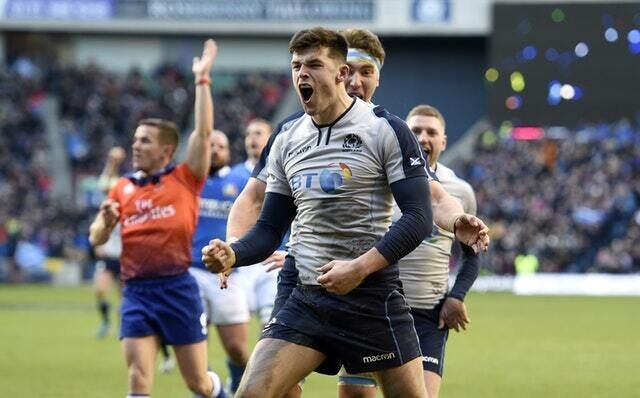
[262,98,430,285]
[393,162,477,309]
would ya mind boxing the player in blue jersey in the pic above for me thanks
[189,129,252,396]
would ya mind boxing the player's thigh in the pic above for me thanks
[216,323,249,355]
[374,357,427,398]
[173,340,209,383]
[239,338,325,397]
[424,370,442,398]
[412,306,449,377]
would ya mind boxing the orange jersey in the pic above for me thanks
[108,163,205,280]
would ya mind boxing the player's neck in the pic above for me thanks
[246,156,258,167]
[312,90,353,125]
[140,162,171,177]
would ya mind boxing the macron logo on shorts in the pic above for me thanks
[423,356,439,365]
[362,352,396,364]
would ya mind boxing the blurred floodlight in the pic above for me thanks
[628,29,640,44]
[485,68,499,82]
[510,71,525,92]
[605,27,619,42]
[506,95,522,110]
[560,84,575,100]
[551,8,565,23]
[575,42,589,57]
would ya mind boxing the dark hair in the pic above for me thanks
[137,118,179,153]
[288,26,348,62]
[340,28,386,65]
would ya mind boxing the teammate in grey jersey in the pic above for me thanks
[336,29,485,398]
[203,27,437,398]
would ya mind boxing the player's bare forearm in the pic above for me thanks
[89,215,114,247]
[430,180,464,233]
[227,178,266,240]
[356,247,390,275]
[316,248,388,294]
[187,39,217,178]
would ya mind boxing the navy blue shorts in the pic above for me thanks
[120,272,207,345]
[262,283,421,375]
[412,302,449,376]
[270,255,298,319]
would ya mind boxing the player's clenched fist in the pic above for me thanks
[99,199,120,228]
[201,238,236,274]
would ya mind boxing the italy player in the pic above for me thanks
[189,129,251,395]
[204,26,435,398]
[88,39,226,398]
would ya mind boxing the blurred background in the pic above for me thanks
[0,0,638,397]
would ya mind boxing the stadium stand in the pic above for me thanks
[0,54,289,282]
[463,121,640,275]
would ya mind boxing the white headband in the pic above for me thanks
[347,47,382,71]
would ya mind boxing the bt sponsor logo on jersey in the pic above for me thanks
[290,162,352,194]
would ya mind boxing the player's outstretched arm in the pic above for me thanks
[89,199,120,247]
[430,180,490,252]
[226,177,266,241]
[429,179,465,232]
[97,147,126,195]
[186,39,217,178]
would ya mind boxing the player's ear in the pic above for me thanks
[336,63,349,84]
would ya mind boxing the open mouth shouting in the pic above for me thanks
[299,83,314,104]
[347,88,364,100]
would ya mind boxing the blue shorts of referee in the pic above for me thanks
[120,272,207,345]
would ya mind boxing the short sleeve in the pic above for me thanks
[460,179,478,216]
[374,107,427,184]
[174,163,205,193]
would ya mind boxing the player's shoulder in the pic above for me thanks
[275,110,306,136]
[371,105,412,135]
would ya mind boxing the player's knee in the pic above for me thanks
[338,385,377,398]
[183,373,211,396]
[235,377,275,398]
[128,364,152,390]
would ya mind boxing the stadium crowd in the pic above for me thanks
[1,55,639,281]
[465,121,640,275]
[0,56,288,281]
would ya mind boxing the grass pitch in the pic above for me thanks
[0,285,638,397]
